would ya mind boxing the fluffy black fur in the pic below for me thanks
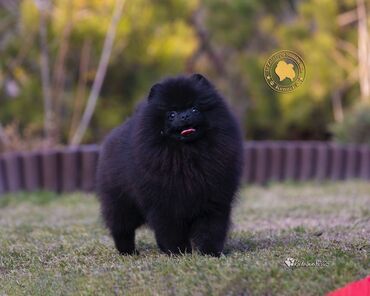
[96,74,244,256]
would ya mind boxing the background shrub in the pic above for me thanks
[331,103,370,145]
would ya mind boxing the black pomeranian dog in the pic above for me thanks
[96,74,243,256]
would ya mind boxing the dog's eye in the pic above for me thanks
[192,107,199,113]
[168,111,176,120]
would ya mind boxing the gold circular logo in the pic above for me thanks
[264,50,306,93]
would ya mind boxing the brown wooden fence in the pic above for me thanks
[0,141,369,195]
[0,145,99,195]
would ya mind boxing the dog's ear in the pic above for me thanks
[148,83,162,101]
[190,73,211,86]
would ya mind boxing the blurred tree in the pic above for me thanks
[0,0,369,150]
[189,0,366,140]
[331,102,370,144]
[0,0,197,149]
[70,0,126,146]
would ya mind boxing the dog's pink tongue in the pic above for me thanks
[181,128,196,136]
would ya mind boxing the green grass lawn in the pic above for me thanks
[0,182,369,295]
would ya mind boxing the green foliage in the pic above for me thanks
[331,103,370,144]
[0,0,197,146]
[0,0,366,146]
[199,0,358,140]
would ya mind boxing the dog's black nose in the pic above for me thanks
[181,113,190,121]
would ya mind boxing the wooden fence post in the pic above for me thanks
[315,143,331,181]
[2,153,23,192]
[269,142,285,182]
[243,143,256,184]
[0,157,6,194]
[284,142,301,181]
[359,145,370,180]
[22,152,42,192]
[41,150,60,192]
[81,145,99,192]
[255,142,270,185]
[330,144,347,181]
[345,145,361,179]
[60,148,81,192]
[299,142,316,181]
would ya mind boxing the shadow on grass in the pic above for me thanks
[224,231,315,254]
[132,228,316,256]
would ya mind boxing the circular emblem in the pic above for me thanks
[264,50,306,93]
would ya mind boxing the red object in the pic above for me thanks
[181,128,196,136]
[327,276,370,296]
